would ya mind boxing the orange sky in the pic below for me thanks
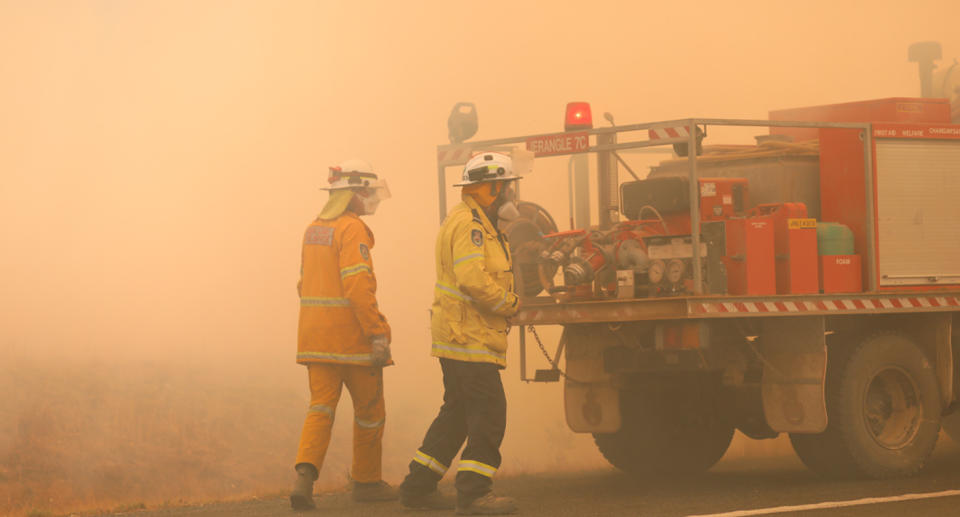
[2,0,960,486]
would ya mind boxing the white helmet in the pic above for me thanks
[322,159,387,191]
[453,152,522,187]
[321,159,390,216]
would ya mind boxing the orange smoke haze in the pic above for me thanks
[2,1,959,514]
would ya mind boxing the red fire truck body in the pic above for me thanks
[435,96,960,479]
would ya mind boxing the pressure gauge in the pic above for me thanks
[667,259,685,284]
[648,260,666,284]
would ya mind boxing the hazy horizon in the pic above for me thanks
[2,1,959,514]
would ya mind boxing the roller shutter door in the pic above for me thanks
[876,139,960,286]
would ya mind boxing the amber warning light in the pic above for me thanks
[565,102,593,131]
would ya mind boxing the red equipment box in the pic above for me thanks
[724,216,776,295]
[751,203,819,294]
[769,97,951,142]
[820,255,862,293]
[699,177,748,221]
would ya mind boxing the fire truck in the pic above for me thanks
[434,42,960,479]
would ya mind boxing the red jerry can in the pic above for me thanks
[750,203,819,294]
[724,216,776,295]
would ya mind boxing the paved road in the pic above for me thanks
[122,445,960,517]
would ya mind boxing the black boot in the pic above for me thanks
[290,463,318,510]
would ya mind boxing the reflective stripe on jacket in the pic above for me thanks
[297,211,391,365]
[431,196,518,367]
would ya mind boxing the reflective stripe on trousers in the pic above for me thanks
[309,404,334,416]
[458,459,498,478]
[300,297,351,307]
[412,449,448,476]
[355,416,384,429]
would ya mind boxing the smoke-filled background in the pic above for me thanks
[2,1,959,515]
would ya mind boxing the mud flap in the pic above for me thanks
[563,326,620,433]
[759,316,827,433]
[564,381,621,433]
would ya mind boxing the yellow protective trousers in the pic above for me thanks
[295,363,386,483]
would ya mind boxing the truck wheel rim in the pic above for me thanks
[863,367,921,450]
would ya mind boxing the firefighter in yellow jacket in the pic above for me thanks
[400,152,521,515]
[290,159,396,510]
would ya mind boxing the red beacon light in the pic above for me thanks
[564,102,593,131]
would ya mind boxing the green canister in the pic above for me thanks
[816,222,855,255]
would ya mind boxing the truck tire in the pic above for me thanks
[790,332,941,478]
[593,377,734,476]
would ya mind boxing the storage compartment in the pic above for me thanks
[724,216,776,295]
[819,123,960,290]
[875,139,960,286]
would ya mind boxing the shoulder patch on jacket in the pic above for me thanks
[471,229,483,247]
[359,243,370,260]
[305,226,334,246]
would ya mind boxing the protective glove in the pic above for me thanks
[506,291,519,317]
[370,334,392,367]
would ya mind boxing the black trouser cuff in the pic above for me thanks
[399,461,441,495]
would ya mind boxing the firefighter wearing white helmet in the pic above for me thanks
[319,159,391,217]
[290,159,396,510]
[399,152,520,514]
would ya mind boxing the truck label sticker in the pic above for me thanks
[788,218,817,229]
[525,132,590,157]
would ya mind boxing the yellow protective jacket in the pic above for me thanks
[431,196,519,367]
[297,211,391,366]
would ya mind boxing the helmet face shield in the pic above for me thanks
[500,182,516,203]
[369,178,391,200]
[496,183,520,221]
[511,147,535,177]
[354,179,389,216]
